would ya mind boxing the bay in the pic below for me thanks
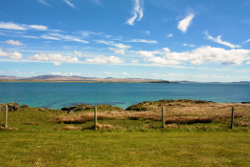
[0,82,250,109]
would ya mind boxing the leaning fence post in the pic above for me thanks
[94,107,97,130]
[230,107,234,129]
[5,105,8,128]
[162,107,165,128]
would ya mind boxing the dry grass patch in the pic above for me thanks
[24,122,39,125]
[55,101,250,127]
[165,123,179,129]
[61,125,83,130]
[0,126,18,131]
[95,123,116,130]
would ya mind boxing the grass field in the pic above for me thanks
[0,101,250,166]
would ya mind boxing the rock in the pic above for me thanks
[7,102,20,111]
[21,104,30,108]
[0,103,20,112]
[61,106,76,111]
[67,110,74,114]
[38,108,46,112]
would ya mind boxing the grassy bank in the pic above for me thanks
[0,100,250,166]
[1,130,250,167]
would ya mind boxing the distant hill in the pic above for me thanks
[0,74,177,83]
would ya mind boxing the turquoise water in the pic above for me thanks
[0,82,250,109]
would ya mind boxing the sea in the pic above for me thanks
[0,82,250,109]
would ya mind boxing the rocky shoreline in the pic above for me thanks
[1,99,250,113]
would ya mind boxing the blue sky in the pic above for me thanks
[0,0,250,82]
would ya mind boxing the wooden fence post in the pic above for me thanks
[162,107,165,128]
[94,107,97,130]
[5,105,8,128]
[230,107,234,129]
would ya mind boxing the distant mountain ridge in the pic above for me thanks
[0,75,175,83]
[1,75,249,83]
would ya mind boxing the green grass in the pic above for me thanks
[0,109,250,167]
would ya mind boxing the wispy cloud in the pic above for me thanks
[205,31,241,48]
[126,39,157,44]
[6,39,24,46]
[29,25,47,31]
[0,21,48,31]
[131,60,139,63]
[74,50,82,57]
[94,0,101,5]
[38,0,50,6]
[178,14,194,33]
[167,34,173,38]
[28,53,78,63]
[108,47,125,54]
[64,0,77,9]
[95,40,131,49]
[183,43,195,48]
[126,0,144,25]
[41,35,60,40]
[85,55,124,64]
[45,33,89,43]
[78,30,102,37]
[243,39,250,44]
[0,49,23,59]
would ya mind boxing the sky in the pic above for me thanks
[0,0,250,82]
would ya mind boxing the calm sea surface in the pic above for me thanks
[0,82,250,109]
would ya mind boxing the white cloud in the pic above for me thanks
[135,46,250,66]
[64,0,77,8]
[152,73,184,77]
[95,40,131,49]
[0,49,22,59]
[29,25,48,31]
[178,14,194,32]
[85,55,124,64]
[134,50,160,57]
[74,50,82,57]
[167,34,173,38]
[79,30,102,37]
[126,0,144,25]
[0,21,48,31]
[131,60,139,63]
[94,0,101,5]
[48,33,88,43]
[104,72,113,75]
[0,22,26,30]
[205,31,241,48]
[243,39,250,44]
[51,72,62,75]
[41,35,60,40]
[237,76,250,80]
[38,0,50,6]
[28,53,78,63]
[108,47,125,54]
[127,13,138,26]
[122,72,129,75]
[147,57,180,66]
[0,71,4,74]
[188,74,231,79]
[183,43,195,48]
[162,46,250,66]
[127,39,157,44]
[7,70,35,75]
[6,40,24,46]
[246,61,250,64]
[54,62,61,66]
